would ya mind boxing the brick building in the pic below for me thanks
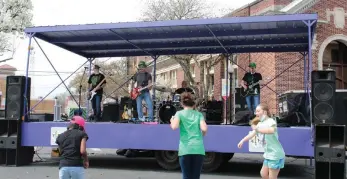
[127,0,347,114]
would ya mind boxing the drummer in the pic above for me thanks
[174,81,194,95]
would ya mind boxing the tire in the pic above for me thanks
[202,152,224,172]
[222,153,234,164]
[155,150,180,170]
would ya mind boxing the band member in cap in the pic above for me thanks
[88,65,106,121]
[241,62,262,114]
[56,116,89,179]
[132,61,154,121]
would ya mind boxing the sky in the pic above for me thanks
[2,0,255,99]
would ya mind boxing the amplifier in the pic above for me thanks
[278,89,347,125]
[235,88,247,112]
[102,103,120,122]
[29,113,54,122]
[202,100,223,124]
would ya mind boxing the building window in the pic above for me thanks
[170,70,177,86]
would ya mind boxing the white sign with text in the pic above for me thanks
[50,127,67,146]
[248,131,265,153]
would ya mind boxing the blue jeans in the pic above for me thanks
[92,94,102,120]
[59,167,85,179]
[245,95,260,113]
[136,91,153,121]
[179,154,204,179]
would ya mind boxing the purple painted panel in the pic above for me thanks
[21,122,313,157]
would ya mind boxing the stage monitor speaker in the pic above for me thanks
[311,71,336,125]
[5,76,31,121]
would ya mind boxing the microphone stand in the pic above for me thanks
[78,67,88,112]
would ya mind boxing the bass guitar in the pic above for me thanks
[88,78,107,101]
[240,81,260,97]
[130,84,154,100]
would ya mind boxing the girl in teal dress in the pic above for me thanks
[238,104,285,179]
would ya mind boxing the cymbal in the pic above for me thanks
[154,85,172,93]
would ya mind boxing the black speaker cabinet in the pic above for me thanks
[315,125,345,179]
[102,103,120,122]
[311,71,336,125]
[5,76,31,121]
[203,100,223,124]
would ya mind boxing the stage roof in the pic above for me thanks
[24,14,317,58]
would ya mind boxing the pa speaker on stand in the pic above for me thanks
[312,71,345,179]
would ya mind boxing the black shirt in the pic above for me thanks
[56,129,89,168]
[133,71,152,92]
[175,87,194,94]
[88,73,106,95]
[242,72,262,95]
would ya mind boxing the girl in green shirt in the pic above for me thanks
[170,92,208,179]
[238,104,285,179]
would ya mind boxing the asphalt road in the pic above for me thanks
[0,148,314,179]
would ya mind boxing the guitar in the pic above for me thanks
[241,81,260,97]
[130,84,154,100]
[87,78,107,101]
[121,105,130,120]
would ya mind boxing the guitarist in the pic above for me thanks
[132,61,153,122]
[88,65,106,121]
[241,62,262,114]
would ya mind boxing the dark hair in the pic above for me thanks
[74,109,83,116]
[180,92,195,107]
[68,123,84,131]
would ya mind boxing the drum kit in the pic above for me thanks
[153,85,189,124]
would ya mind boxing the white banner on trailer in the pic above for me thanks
[50,127,67,146]
[248,131,265,153]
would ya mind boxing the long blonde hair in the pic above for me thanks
[258,103,271,117]
[250,117,260,126]
[250,104,271,126]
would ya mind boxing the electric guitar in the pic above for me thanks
[130,84,154,100]
[241,81,260,97]
[87,78,107,101]
[121,105,130,120]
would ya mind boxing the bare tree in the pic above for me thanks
[0,0,33,54]
[141,0,230,100]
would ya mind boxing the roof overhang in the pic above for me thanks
[25,13,318,58]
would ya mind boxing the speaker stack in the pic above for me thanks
[0,76,34,166]
[312,71,345,179]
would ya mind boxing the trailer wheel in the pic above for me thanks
[222,153,234,164]
[202,152,224,172]
[155,150,180,170]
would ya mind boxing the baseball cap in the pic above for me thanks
[138,61,147,68]
[249,62,256,68]
[71,116,86,129]
[94,65,100,69]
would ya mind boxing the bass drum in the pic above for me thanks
[159,104,177,123]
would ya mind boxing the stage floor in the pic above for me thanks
[21,122,313,157]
